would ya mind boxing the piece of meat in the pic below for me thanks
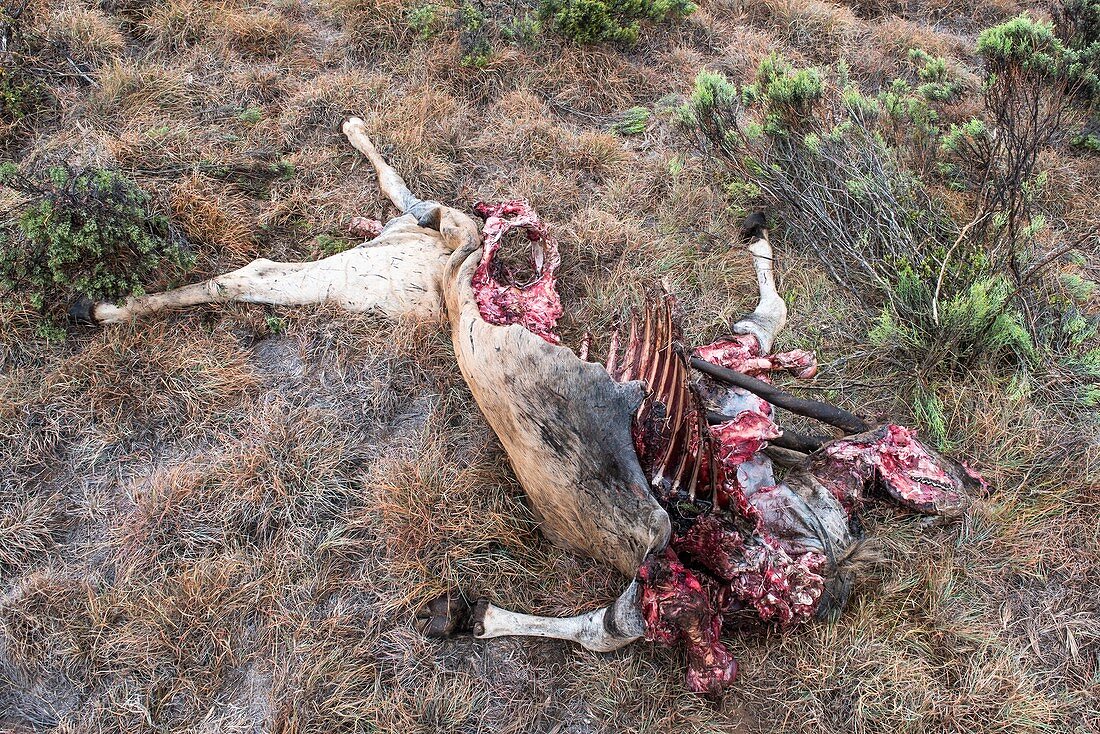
[639,549,738,696]
[349,216,384,238]
[817,424,976,516]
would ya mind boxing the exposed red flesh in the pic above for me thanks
[609,300,831,694]
[639,549,739,696]
[820,424,973,515]
[723,533,827,625]
[471,200,563,344]
[349,216,384,239]
[694,334,819,380]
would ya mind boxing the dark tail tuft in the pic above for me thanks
[816,538,884,621]
[740,211,768,243]
[69,297,99,326]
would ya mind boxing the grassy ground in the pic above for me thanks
[1,0,1098,731]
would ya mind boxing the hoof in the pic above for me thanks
[410,202,442,231]
[68,297,98,326]
[342,116,366,136]
[416,589,479,638]
[740,211,768,242]
[471,598,490,637]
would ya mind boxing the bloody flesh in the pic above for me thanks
[472,200,563,344]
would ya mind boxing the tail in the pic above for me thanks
[816,539,884,620]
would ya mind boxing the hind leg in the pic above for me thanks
[342,117,440,228]
[730,213,786,353]
[75,258,323,324]
[419,582,645,653]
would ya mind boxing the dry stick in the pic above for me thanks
[690,357,871,435]
[931,211,990,326]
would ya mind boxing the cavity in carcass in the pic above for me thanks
[472,200,563,344]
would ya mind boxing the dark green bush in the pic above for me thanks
[611,106,651,135]
[0,164,194,332]
[539,0,694,45]
[408,3,444,40]
[457,1,493,67]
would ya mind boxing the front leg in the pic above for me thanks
[731,212,786,353]
[71,257,315,325]
[419,582,645,653]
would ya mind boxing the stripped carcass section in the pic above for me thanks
[603,295,838,694]
[468,201,979,696]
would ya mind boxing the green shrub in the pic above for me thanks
[457,1,493,66]
[682,36,1099,410]
[0,164,194,330]
[0,63,50,123]
[1062,271,1098,300]
[680,54,1045,367]
[539,0,694,45]
[1071,130,1100,150]
[912,384,950,450]
[502,13,542,44]
[408,3,443,40]
[978,13,1097,95]
[611,106,651,135]
[0,10,55,139]
[908,48,965,102]
[237,106,263,124]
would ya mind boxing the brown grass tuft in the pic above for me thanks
[170,175,258,267]
[749,0,859,61]
[221,8,298,58]
[48,4,126,65]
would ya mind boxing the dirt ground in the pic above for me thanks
[1,0,1098,732]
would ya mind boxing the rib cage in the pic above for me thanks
[603,292,718,504]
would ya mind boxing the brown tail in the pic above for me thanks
[817,538,884,620]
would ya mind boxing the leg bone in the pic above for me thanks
[87,258,315,324]
[342,116,440,227]
[474,582,645,653]
[730,213,786,353]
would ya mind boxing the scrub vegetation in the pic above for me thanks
[0,0,1097,732]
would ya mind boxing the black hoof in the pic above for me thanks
[68,297,99,326]
[416,589,477,638]
[740,211,768,242]
[471,598,490,637]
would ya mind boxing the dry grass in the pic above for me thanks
[1,0,1098,732]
